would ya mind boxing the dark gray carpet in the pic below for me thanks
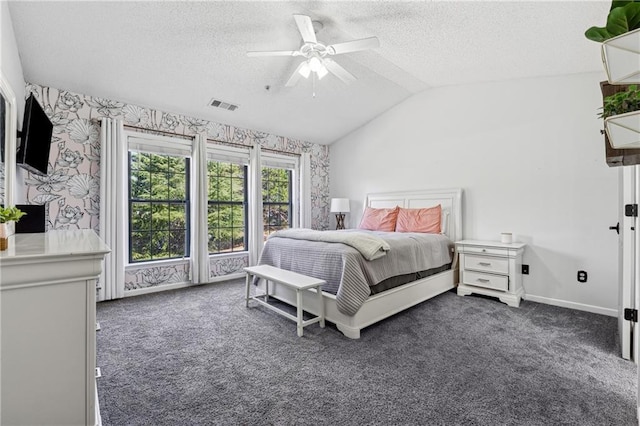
[96,280,636,425]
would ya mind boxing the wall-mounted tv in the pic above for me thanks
[16,94,53,176]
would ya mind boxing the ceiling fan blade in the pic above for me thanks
[293,14,317,44]
[247,50,300,57]
[327,36,380,55]
[323,59,356,84]
[285,62,307,87]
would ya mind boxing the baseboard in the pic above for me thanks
[523,294,617,317]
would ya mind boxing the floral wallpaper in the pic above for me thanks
[124,262,190,291]
[210,255,248,278]
[13,83,330,292]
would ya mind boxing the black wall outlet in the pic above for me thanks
[522,264,529,275]
[577,270,588,283]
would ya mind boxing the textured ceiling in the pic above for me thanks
[7,1,609,145]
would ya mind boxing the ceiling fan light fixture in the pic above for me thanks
[308,56,322,72]
[316,64,328,79]
[298,62,311,78]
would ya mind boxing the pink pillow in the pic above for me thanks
[395,205,441,234]
[358,206,399,232]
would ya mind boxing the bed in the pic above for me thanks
[256,188,463,339]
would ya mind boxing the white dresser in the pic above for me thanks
[456,240,526,307]
[0,230,110,426]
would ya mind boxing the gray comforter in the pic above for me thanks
[258,229,453,316]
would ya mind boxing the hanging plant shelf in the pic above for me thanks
[602,28,640,85]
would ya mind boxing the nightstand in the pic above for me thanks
[455,240,526,307]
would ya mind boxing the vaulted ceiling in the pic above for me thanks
[8,1,608,145]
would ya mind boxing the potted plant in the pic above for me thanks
[0,206,26,251]
[586,1,640,84]
[585,1,640,43]
[586,2,640,149]
[597,84,640,149]
[600,84,640,118]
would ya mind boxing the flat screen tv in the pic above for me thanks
[16,94,53,176]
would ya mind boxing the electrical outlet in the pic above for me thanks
[521,264,529,275]
[577,270,588,283]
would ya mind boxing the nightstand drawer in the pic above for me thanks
[461,245,508,256]
[463,270,509,291]
[464,254,509,274]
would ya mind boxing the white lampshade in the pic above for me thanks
[316,64,328,80]
[298,62,311,79]
[330,198,350,213]
[309,56,322,72]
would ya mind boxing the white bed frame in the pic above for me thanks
[258,188,463,339]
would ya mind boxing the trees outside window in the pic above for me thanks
[127,145,295,264]
[262,167,292,240]
[128,151,190,262]
[207,161,247,254]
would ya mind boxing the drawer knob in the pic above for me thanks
[477,278,490,283]
[482,248,486,252]
[478,262,491,267]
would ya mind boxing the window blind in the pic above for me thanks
[261,152,299,170]
[206,143,250,165]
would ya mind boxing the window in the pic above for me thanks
[262,166,292,240]
[124,138,301,271]
[128,151,190,262]
[207,161,247,253]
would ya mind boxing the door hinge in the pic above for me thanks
[625,204,638,217]
[624,308,638,323]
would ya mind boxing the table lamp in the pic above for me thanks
[330,198,350,230]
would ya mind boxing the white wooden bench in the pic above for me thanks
[244,265,325,337]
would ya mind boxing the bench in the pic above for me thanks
[244,265,325,337]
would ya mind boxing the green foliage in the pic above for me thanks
[600,84,640,118]
[129,151,189,262]
[0,206,26,224]
[585,1,640,42]
[129,153,293,261]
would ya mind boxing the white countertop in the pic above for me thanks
[0,229,110,261]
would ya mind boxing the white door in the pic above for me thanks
[619,165,638,362]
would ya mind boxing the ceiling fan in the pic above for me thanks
[247,14,380,87]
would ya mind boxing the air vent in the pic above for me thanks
[208,98,239,111]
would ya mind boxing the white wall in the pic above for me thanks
[330,72,620,315]
[1,2,27,203]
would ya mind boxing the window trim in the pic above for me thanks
[126,133,193,265]
[206,161,249,255]
[262,167,294,238]
[261,152,299,230]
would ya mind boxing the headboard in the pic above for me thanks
[365,188,463,242]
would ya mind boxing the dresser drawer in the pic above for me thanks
[464,254,509,275]
[462,270,509,291]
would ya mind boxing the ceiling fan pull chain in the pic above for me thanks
[312,73,317,98]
